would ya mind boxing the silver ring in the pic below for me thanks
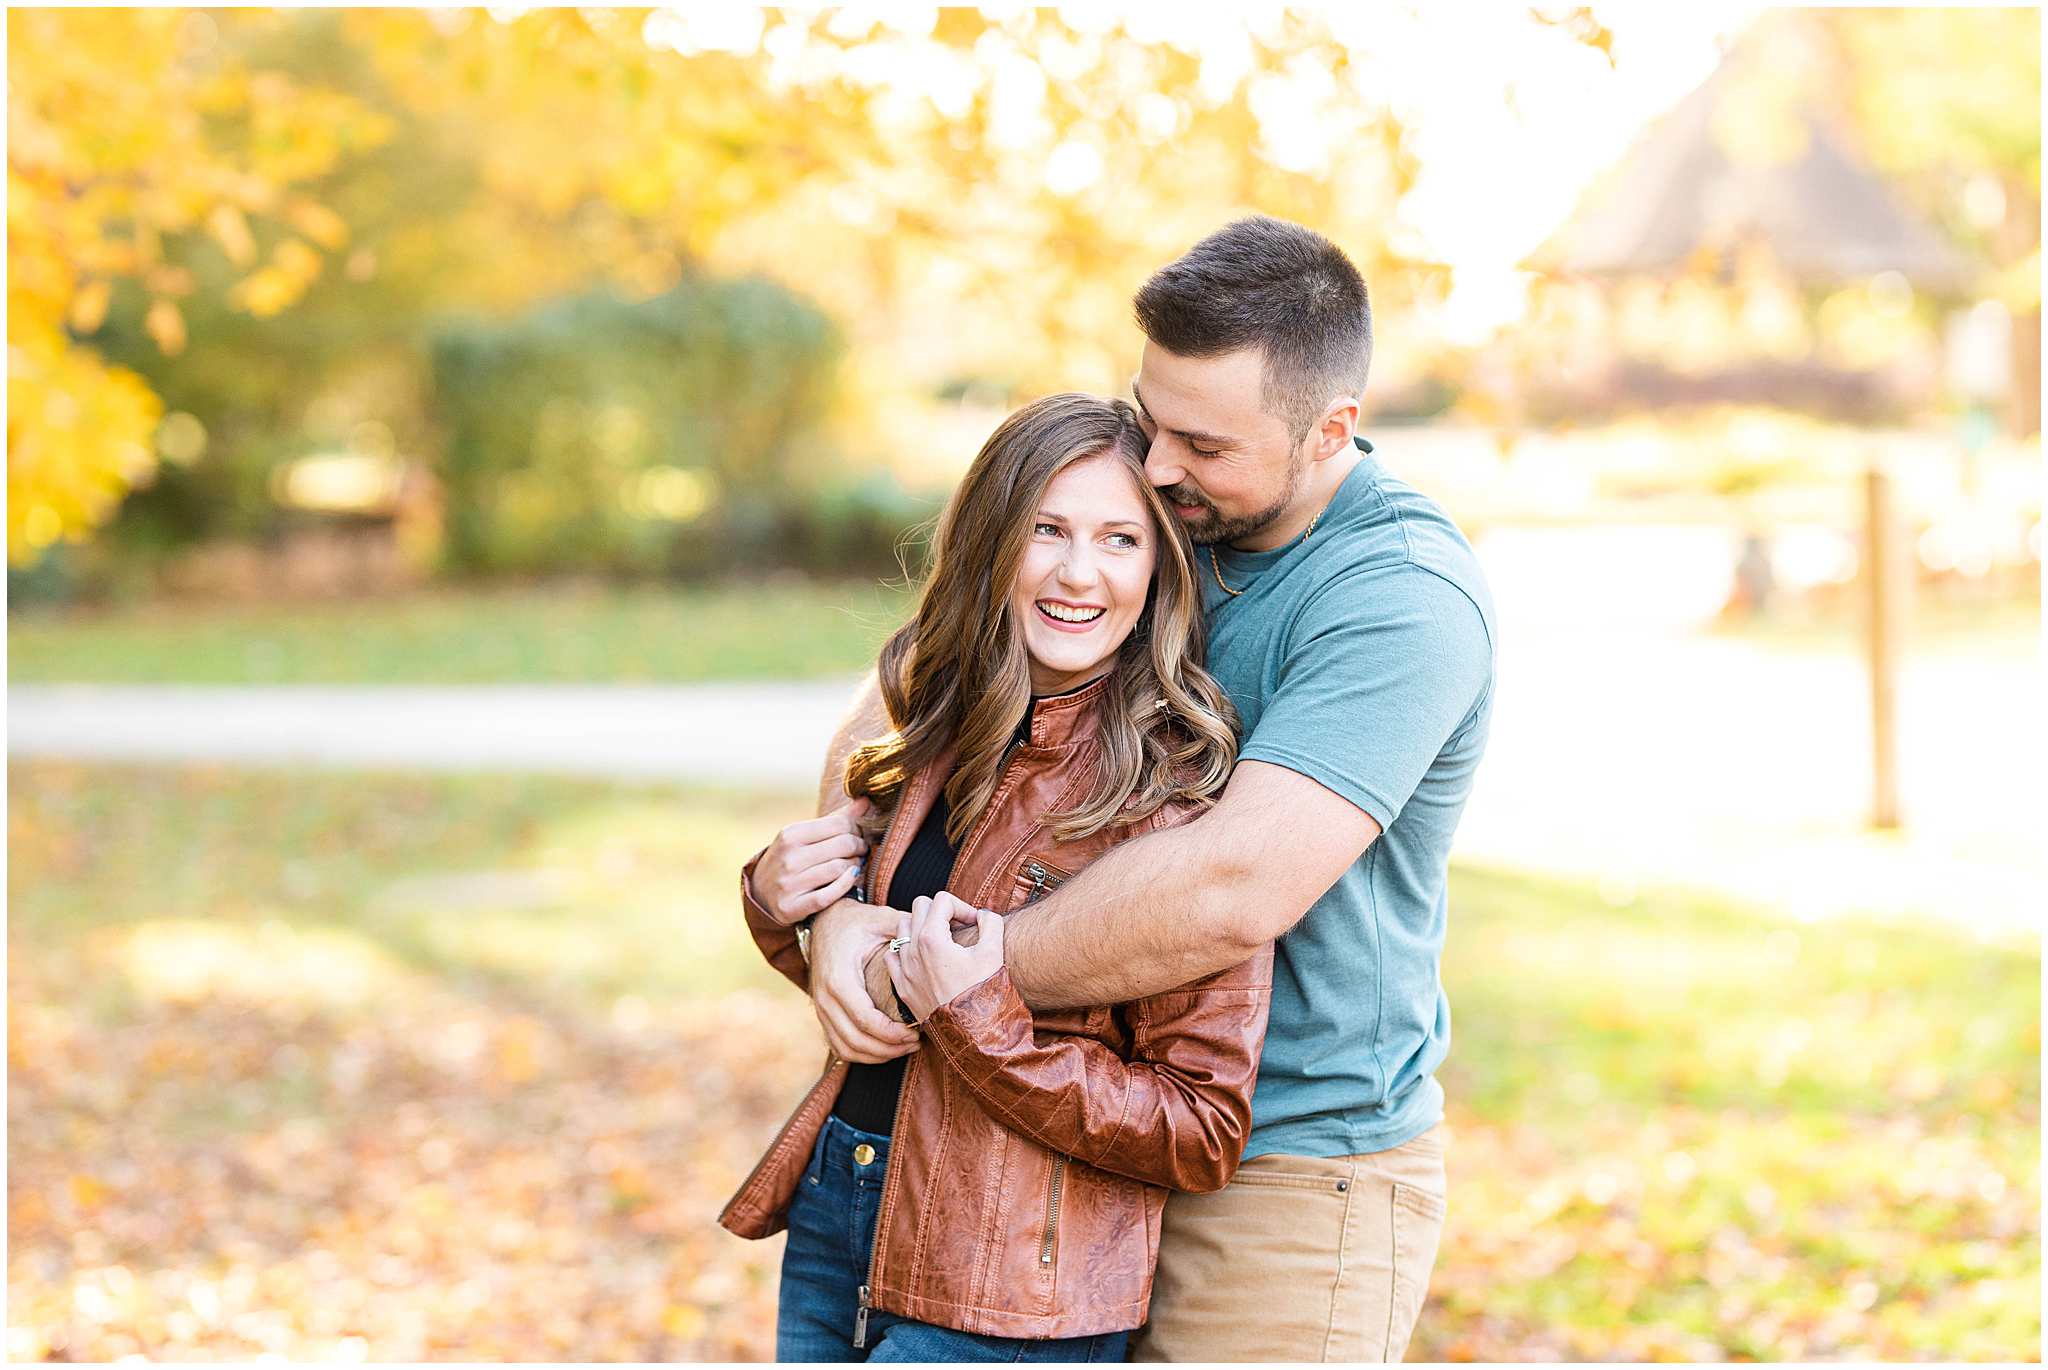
[886,936,912,953]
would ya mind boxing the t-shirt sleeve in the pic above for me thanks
[1236,563,1493,831]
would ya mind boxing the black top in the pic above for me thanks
[828,786,956,1134]
[829,680,1091,1135]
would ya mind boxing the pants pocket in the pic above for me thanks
[1383,1182,1446,1361]
[802,1121,831,1188]
[1136,1164,1353,1362]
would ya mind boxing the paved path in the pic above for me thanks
[12,632,2040,941]
[8,679,865,790]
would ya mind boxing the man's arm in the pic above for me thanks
[1004,561,1493,1010]
[1001,760,1380,1010]
[816,667,888,816]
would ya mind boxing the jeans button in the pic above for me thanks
[853,1143,876,1166]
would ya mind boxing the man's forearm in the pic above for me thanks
[816,668,888,816]
[1002,817,1262,1011]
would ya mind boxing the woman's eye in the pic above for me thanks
[1034,521,1062,537]
[1106,533,1139,549]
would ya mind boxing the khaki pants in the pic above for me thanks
[1131,1124,1447,1363]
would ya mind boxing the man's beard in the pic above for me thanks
[1161,455,1308,548]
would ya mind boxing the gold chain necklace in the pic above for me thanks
[1209,501,1328,598]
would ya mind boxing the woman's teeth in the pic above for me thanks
[1037,601,1104,623]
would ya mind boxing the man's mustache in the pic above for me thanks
[1159,483,1215,514]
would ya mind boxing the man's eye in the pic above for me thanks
[1190,448,1221,459]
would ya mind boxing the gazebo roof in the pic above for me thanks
[1526,16,1973,291]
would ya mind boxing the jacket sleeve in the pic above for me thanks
[740,845,810,994]
[919,946,1273,1194]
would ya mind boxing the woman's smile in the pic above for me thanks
[1035,598,1106,631]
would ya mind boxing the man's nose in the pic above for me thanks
[1143,436,1183,490]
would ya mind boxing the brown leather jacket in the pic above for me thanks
[718,674,1273,1341]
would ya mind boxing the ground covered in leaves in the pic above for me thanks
[8,761,2039,1361]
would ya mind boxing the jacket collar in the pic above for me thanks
[1018,670,1113,749]
[864,671,1114,905]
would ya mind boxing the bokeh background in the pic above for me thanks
[7,6,2040,1361]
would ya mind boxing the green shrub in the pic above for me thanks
[428,276,844,576]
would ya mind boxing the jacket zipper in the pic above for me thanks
[1020,857,1069,903]
[854,785,917,1351]
[855,736,1033,1348]
[1039,1155,1067,1268]
[854,1045,916,1348]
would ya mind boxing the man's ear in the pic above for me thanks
[1309,396,1360,463]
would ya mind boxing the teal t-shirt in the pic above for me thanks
[1203,443,1496,1160]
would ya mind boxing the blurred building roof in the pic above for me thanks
[1527,16,1973,291]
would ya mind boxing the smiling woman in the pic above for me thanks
[723,392,1263,1361]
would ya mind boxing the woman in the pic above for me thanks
[719,393,1273,1362]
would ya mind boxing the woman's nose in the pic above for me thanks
[1056,546,1099,589]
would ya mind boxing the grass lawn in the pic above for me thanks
[7,760,2039,1361]
[6,579,919,685]
[11,578,2035,686]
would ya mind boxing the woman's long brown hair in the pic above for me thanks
[842,392,1238,849]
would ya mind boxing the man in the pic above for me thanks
[749,215,1496,1362]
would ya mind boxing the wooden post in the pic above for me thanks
[1864,463,1904,829]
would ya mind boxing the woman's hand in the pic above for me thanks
[747,796,872,926]
[888,891,1004,1021]
[810,900,920,1062]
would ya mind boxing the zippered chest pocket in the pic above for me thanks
[1010,855,1073,911]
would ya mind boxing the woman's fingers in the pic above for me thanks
[916,894,956,952]
[807,902,917,1061]
[816,972,916,1062]
[797,830,868,866]
[884,949,914,1022]
[798,862,862,917]
[788,796,871,845]
[776,858,853,912]
[930,891,975,924]
[782,831,867,893]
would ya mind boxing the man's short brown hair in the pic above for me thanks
[1133,215,1373,444]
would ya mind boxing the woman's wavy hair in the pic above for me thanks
[843,392,1238,849]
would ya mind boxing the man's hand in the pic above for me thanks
[863,942,907,1025]
[809,898,920,1063]
[889,893,1004,1021]
[749,796,872,927]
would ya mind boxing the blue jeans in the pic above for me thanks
[776,1114,1131,1363]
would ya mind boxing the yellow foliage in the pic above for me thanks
[6,8,389,565]
[6,318,163,564]
[9,7,1453,566]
